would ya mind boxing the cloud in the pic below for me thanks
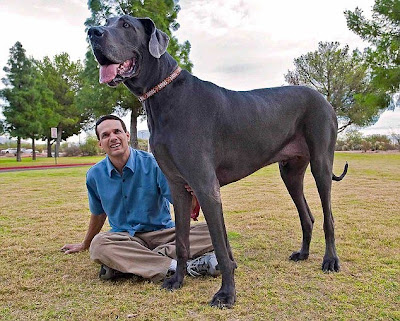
[0,0,88,24]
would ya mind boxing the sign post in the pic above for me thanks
[51,127,58,165]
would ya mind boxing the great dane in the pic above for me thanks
[88,15,347,308]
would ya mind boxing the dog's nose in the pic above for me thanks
[88,27,104,39]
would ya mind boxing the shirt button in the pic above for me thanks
[123,179,126,182]
[124,196,127,199]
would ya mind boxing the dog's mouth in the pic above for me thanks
[99,56,138,86]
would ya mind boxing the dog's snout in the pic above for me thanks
[88,27,104,39]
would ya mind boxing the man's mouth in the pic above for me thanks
[110,143,122,149]
[99,57,137,85]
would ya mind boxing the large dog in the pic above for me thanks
[88,15,347,308]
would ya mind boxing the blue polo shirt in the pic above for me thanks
[86,148,175,235]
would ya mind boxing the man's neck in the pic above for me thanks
[109,148,131,175]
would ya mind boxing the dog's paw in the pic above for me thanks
[162,276,183,291]
[210,289,236,309]
[322,256,340,272]
[289,251,309,261]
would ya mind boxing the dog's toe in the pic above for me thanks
[210,289,236,309]
[322,257,340,272]
[289,251,309,261]
[162,276,183,290]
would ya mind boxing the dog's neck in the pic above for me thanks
[123,52,178,97]
[123,52,182,136]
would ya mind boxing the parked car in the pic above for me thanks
[1,148,18,155]
[23,149,41,155]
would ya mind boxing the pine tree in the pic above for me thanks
[1,42,43,161]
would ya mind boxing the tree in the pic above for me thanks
[78,0,193,147]
[38,53,84,157]
[0,119,4,135]
[345,0,400,100]
[285,41,388,132]
[1,42,48,161]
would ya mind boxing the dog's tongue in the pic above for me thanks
[99,64,119,84]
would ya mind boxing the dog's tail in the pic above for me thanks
[332,162,348,181]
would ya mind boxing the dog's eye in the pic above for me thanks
[123,22,130,28]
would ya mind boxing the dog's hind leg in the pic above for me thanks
[310,152,340,272]
[279,157,314,261]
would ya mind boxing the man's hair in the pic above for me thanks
[95,115,127,140]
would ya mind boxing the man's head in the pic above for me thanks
[95,115,130,159]
[95,115,127,140]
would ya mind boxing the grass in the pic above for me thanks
[0,152,399,320]
[0,155,104,168]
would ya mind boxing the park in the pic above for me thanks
[0,0,399,319]
[0,152,399,319]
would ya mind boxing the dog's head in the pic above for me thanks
[88,15,169,87]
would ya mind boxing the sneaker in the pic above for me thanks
[187,252,220,277]
[99,265,132,280]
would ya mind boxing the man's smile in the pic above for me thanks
[110,143,122,149]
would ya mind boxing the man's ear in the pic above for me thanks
[138,17,169,58]
[126,131,131,143]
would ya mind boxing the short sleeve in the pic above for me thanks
[86,173,105,215]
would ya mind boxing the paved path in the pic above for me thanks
[0,163,95,173]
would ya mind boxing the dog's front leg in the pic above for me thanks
[162,183,192,290]
[195,186,237,308]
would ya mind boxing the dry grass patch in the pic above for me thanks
[0,152,399,320]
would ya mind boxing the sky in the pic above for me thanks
[0,0,399,139]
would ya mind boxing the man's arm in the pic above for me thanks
[61,213,106,254]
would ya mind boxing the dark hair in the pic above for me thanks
[95,115,127,139]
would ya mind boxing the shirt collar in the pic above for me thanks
[105,147,136,177]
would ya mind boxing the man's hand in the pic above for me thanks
[61,213,106,255]
[185,184,200,221]
[60,243,88,254]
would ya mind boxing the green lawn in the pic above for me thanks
[0,152,399,320]
[0,155,104,168]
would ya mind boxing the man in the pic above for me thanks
[61,115,219,282]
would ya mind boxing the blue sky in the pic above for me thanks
[0,0,398,137]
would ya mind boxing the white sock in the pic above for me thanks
[169,259,177,272]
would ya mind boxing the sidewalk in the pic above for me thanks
[0,163,95,172]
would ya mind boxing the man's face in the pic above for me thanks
[97,119,130,158]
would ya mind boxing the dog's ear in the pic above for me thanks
[138,17,169,58]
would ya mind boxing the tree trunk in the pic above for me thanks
[130,115,138,149]
[31,137,36,161]
[47,138,52,157]
[16,136,21,162]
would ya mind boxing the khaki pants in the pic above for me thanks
[90,222,213,282]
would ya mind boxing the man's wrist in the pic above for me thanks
[82,241,91,250]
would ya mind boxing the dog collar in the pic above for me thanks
[138,66,182,103]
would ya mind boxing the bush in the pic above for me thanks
[336,130,398,151]
[137,139,149,151]
[80,136,101,156]
[63,145,81,157]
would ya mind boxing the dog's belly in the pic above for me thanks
[216,133,309,186]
